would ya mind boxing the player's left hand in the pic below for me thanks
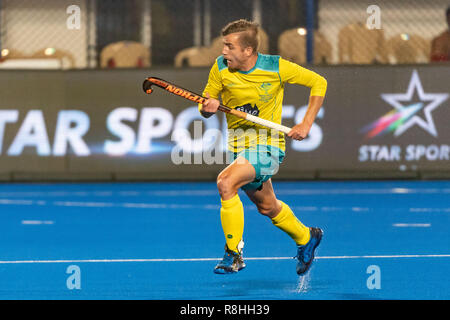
[287,122,311,141]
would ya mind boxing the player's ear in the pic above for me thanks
[244,46,254,57]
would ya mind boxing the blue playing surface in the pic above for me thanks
[0,180,448,300]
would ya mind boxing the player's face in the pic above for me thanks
[222,33,250,70]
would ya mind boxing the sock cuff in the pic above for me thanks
[221,194,241,208]
[271,200,290,224]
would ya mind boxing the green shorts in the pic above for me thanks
[228,145,285,191]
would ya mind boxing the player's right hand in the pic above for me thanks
[202,93,220,114]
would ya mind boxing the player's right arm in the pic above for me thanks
[202,93,220,117]
[199,61,223,118]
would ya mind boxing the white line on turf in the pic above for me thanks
[3,199,449,216]
[0,188,449,198]
[392,223,431,227]
[4,197,448,213]
[21,220,54,225]
[0,254,449,264]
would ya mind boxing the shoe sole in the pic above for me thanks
[297,228,323,276]
[213,265,246,275]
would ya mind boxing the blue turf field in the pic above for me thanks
[0,180,449,300]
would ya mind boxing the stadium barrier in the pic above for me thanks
[0,64,449,181]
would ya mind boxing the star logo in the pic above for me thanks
[361,70,449,138]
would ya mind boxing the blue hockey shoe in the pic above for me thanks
[295,227,323,275]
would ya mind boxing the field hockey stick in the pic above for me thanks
[142,77,292,135]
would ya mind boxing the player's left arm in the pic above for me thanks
[288,95,325,141]
[279,58,327,141]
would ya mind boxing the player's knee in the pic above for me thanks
[217,172,235,197]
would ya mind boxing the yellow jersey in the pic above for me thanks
[199,53,327,153]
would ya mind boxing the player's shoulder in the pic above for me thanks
[216,55,228,71]
[256,53,281,72]
[214,54,284,72]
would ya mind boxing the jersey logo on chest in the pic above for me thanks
[259,82,274,102]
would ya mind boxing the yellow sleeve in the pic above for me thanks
[198,61,223,114]
[279,58,327,97]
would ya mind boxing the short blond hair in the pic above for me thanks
[221,19,259,53]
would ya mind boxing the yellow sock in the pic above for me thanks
[271,201,310,245]
[220,194,244,253]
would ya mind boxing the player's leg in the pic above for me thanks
[217,156,256,201]
[216,156,255,252]
[245,179,323,275]
[213,156,255,274]
[244,179,310,245]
